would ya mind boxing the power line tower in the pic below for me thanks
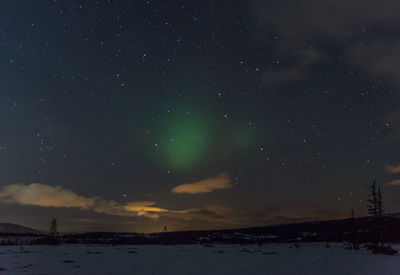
[49,218,58,238]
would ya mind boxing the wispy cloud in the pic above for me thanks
[387,179,400,186]
[0,183,236,222]
[0,183,95,209]
[385,164,400,174]
[385,164,400,187]
[0,183,320,232]
[0,183,176,220]
[124,201,177,219]
[172,173,233,194]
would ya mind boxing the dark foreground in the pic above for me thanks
[0,243,399,275]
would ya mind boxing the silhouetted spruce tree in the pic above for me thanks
[377,185,383,218]
[367,180,378,217]
[367,180,378,244]
[367,181,384,244]
[366,181,397,254]
[377,185,385,245]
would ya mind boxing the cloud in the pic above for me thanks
[183,207,226,220]
[171,173,233,194]
[385,164,400,185]
[347,40,400,87]
[262,69,303,84]
[250,0,400,87]
[0,182,347,232]
[0,183,95,209]
[0,183,177,220]
[261,48,322,85]
[385,164,400,174]
[251,0,400,43]
[124,201,174,219]
[0,183,236,223]
[387,179,400,186]
[124,201,169,213]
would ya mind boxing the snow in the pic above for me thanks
[0,243,399,274]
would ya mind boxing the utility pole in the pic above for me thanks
[49,218,58,238]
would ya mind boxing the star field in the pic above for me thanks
[0,0,399,232]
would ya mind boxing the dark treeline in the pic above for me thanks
[2,213,400,246]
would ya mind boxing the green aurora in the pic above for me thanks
[155,110,209,170]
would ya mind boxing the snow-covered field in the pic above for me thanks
[0,243,399,274]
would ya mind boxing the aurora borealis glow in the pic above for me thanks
[157,110,209,170]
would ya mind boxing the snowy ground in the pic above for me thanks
[0,243,399,274]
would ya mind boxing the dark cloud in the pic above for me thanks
[262,68,304,84]
[185,209,225,219]
[348,40,400,87]
[251,0,400,87]
[262,48,321,84]
[251,0,400,42]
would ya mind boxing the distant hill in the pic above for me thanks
[3,213,400,245]
[0,223,40,234]
[55,212,400,245]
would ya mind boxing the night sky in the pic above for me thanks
[1,0,400,233]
